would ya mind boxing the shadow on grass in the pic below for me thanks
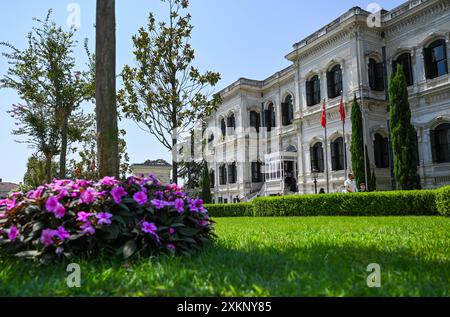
[0,241,448,296]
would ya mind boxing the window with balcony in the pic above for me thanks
[331,137,345,171]
[431,123,450,163]
[250,111,260,133]
[327,65,342,99]
[227,162,237,184]
[265,103,276,132]
[368,58,384,91]
[393,53,414,86]
[424,39,448,80]
[310,142,324,173]
[306,75,321,106]
[282,95,294,126]
[251,161,263,183]
[219,165,227,185]
[374,133,390,168]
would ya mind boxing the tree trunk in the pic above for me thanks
[96,0,119,178]
[59,115,69,179]
[45,153,53,184]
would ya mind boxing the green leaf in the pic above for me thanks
[178,227,200,237]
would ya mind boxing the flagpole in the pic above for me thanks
[341,92,347,177]
[324,99,330,193]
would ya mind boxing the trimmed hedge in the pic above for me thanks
[436,186,450,216]
[206,190,442,217]
[204,203,253,218]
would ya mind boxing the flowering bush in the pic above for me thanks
[0,176,215,263]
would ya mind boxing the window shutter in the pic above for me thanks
[327,72,334,98]
[306,81,313,106]
[330,141,336,170]
[376,62,385,91]
[337,68,343,95]
[271,109,276,127]
[281,103,287,126]
[424,47,432,79]
[318,145,324,172]
[310,147,316,171]
[369,61,375,90]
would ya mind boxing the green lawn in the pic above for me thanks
[0,217,449,296]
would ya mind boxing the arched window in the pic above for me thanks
[209,170,215,188]
[368,58,384,91]
[227,162,237,184]
[219,164,227,185]
[220,118,226,137]
[306,75,321,106]
[393,53,413,86]
[331,137,345,171]
[227,113,236,134]
[265,103,276,132]
[374,133,390,168]
[310,142,324,173]
[327,65,342,99]
[249,111,260,132]
[431,123,450,163]
[424,39,448,79]
[282,95,294,126]
[251,161,263,183]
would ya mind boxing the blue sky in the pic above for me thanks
[0,0,404,184]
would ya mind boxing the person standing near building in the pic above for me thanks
[344,173,357,193]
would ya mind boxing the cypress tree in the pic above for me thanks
[350,95,366,188]
[200,161,212,204]
[388,65,421,190]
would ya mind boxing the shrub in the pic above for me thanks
[252,190,438,217]
[207,190,439,218]
[204,203,253,217]
[436,186,450,216]
[0,176,215,263]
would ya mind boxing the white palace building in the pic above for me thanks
[182,0,450,203]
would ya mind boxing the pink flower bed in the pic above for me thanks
[0,176,214,263]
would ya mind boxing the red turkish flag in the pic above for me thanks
[321,99,327,128]
[339,94,345,122]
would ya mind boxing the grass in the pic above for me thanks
[0,216,449,296]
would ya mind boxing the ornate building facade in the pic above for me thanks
[191,0,450,202]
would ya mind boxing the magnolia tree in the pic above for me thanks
[118,0,221,184]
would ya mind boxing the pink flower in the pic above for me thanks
[45,196,59,212]
[8,226,19,241]
[169,228,175,235]
[167,244,176,251]
[99,176,118,187]
[40,229,56,246]
[142,221,157,234]
[111,186,127,204]
[151,199,165,210]
[77,211,94,222]
[81,222,95,235]
[0,199,7,206]
[174,198,184,214]
[6,198,17,211]
[133,191,148,206]
[54,204,66,219]
[80,187,97,204]
[96,212,112,225]
[56,226,70,241]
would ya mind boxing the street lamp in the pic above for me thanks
[312,168,319,194]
